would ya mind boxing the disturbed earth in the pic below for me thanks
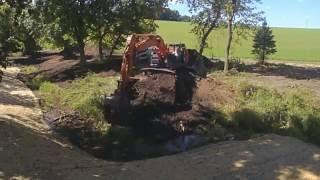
[1,58,320,179]
[44,71,227,161]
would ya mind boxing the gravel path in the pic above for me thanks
[0,67,320,180]
[0,67,48,134]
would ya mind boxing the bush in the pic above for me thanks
[229,57,246,72]
[232,109,265,132]
[31,75,48,90]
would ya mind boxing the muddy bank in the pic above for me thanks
[43,74,234,161]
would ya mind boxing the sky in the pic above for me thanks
[169,0,320,29]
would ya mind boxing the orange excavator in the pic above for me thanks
[120,34,190,92]
[106,34,196,123]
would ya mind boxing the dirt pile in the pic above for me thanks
[103,70,223,135]
[195,78,235,107]
[44,110,99,147]
[132,73,177,105]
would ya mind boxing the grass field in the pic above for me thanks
[156,20,320,63]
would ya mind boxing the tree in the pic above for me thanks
[223,0,262,72]
[38,0,93,64]
[39,0,167,62]
[185,0,224,55]
[183,0,262,69]
[0,2,40,56]
[252,20,276,64]
[0,3,17,54]
[0,49,8,71]
[87,0,117,61]
[88,0,167,61]
[14,6,42,55]
[180,15,192,22]
[158,8,181,21]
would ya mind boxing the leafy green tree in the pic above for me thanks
[89,0,167,60]
[38,0,93,64]
[14,6,43,55]
[252,20,277,64]
[87,0,117,61]
[184,0,224,55]
[0,2,42,56]
[223,0,262,72]
[39,0,167,62]
[182,0,262,70]
[158,8,181,21]
[0,4,11,81]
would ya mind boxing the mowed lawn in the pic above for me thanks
[156,20,320,63]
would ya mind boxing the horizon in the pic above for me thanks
[169,0,320,29]
[157,20,320,30]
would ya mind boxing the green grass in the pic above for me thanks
[211,76,320,144]
[39,73,119,123]
[21,65,39,74]
[156,20,320,63]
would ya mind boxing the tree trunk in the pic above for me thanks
[23,36,37,56]
[261,50,265,64]
[78,39,86,64]
[98,37,103,61]
[108,34,122,60]
[199,25,216,55]
[224,18,233,73]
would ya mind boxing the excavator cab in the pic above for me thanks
[167,43,189,69]
[136,46,164,68]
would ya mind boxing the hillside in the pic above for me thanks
[156,20,320,62]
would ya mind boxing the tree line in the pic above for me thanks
[0,0,276,71]
[157,8,191,22]
[0,0,168,64]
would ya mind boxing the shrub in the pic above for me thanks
[31,75,48,90]
[232,109,265,132]
[229,57,246,72]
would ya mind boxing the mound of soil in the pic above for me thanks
[125,73,235,133]
[195,78,235,107]
[44,110,100,148]
[132,73,176,105]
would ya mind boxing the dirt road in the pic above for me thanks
[1,67,320,180]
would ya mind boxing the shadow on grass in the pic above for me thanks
[246,63,320,80]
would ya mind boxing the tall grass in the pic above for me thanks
[39,73,118,123]
[224,83,320,144]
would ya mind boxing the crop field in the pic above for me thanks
[156,20,320,63]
